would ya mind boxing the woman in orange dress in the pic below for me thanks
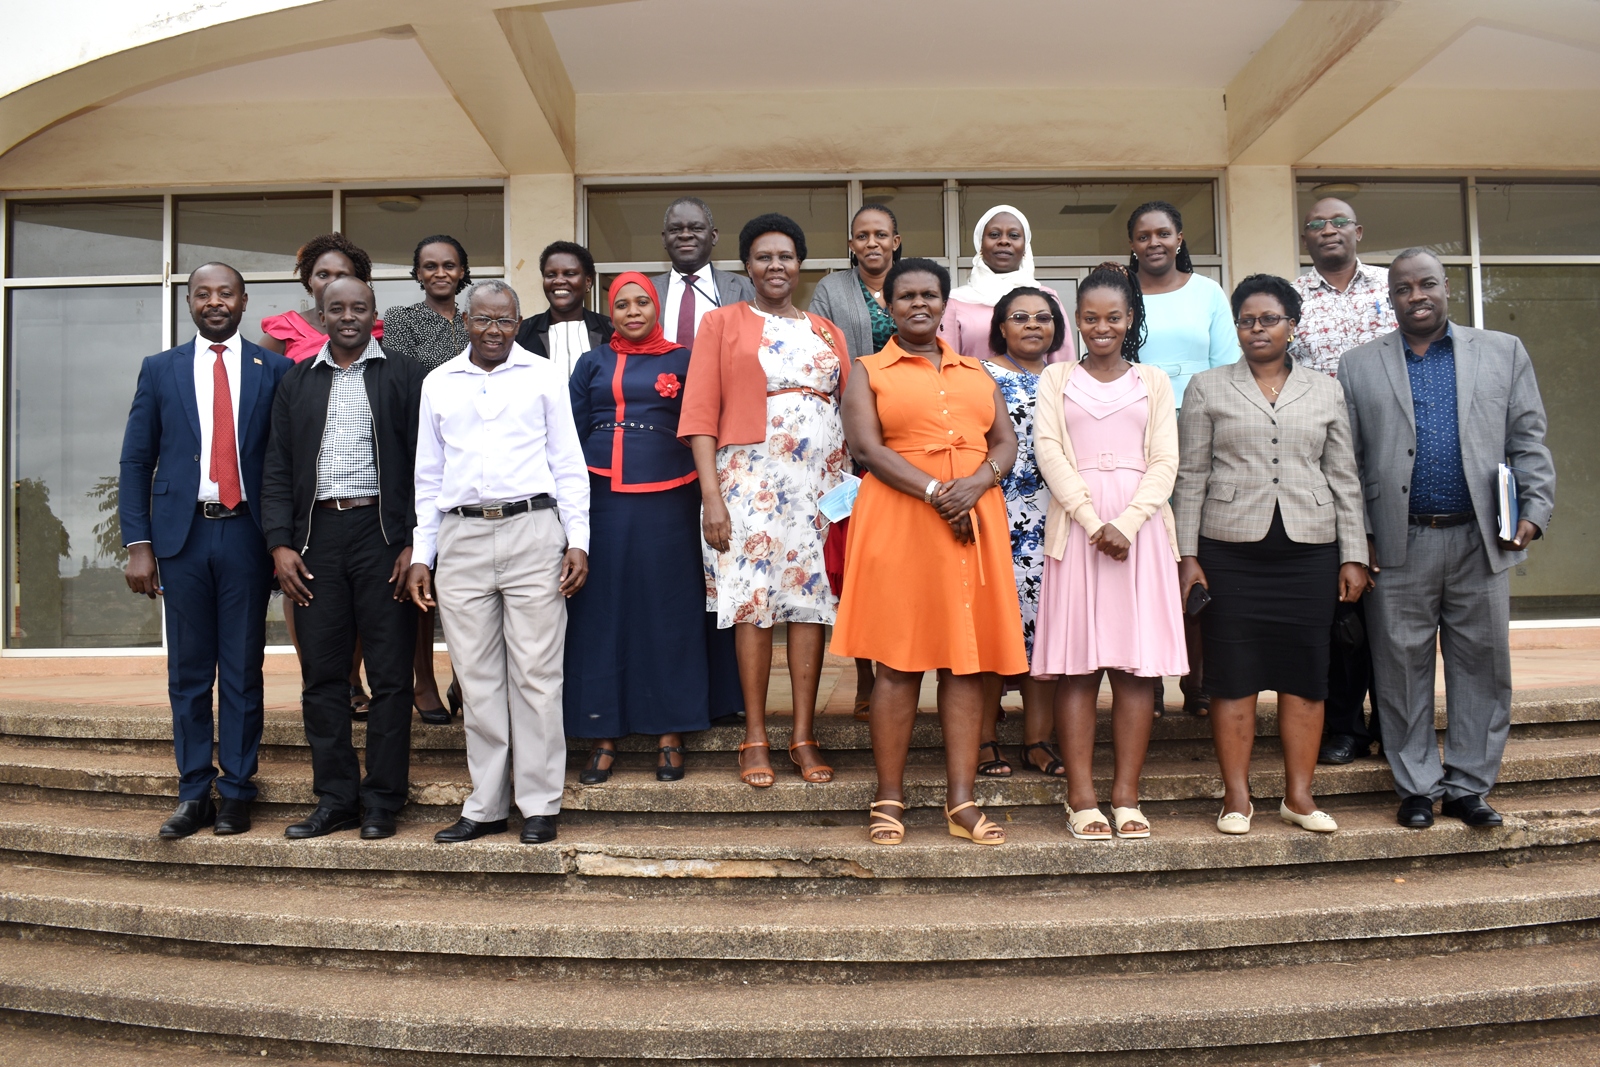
[832,258,1027,847]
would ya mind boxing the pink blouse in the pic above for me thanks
[938,286,1075,365]
[260,310,384,363]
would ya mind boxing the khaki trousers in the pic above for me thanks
[433,508,569,820]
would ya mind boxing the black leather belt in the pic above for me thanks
[316,496,377,510]
[1409,511,1475,528]
[451,495,555,520]
[198,502,247,519]
[593,420,675,437]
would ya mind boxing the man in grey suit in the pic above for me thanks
[655,197,755,350]
[1337,249,1554,829]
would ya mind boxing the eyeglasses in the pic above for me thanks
[1304,217,1357,232]
[1235,314,1292,329]
[468,315,519,330]
[1006,312,1056,325]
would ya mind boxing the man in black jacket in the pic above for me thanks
[262,276,426,840]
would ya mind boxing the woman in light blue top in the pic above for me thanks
[1127,200,1237,718]
[1128,201,1238,403]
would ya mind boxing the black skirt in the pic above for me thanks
[1197,506,1339,701]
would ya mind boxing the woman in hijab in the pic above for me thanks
[940,205,1076,364]
[563,273,740,784]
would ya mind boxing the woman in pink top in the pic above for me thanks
[940,205,1075,365]
[259,232,383,362]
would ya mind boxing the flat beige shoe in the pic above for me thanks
[1279,801,1337,833]
[1065,804,1112,841]
[1111,805,1150,839]
[1216,802,1254,835]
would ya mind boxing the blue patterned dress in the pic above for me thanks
[985,361,1051,660]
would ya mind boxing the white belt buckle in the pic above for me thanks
[1096,452,1118,472]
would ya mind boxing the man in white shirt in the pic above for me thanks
[653,197,756,349]
[405,279,590,845]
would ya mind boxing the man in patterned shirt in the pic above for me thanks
[1291,198,1399,766]
[262,276,427,841]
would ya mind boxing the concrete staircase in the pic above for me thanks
[1,681,1599,1064]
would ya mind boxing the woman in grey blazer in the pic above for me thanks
[1173,275,1371,837]
[809,204,902,719]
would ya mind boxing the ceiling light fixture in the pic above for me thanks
[376,195,423,213]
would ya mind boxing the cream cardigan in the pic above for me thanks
[1033,361,1181,562]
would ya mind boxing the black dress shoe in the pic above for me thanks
[1318,735,1363,765]
[434,817,508,843]
[1442,794,1503,827]
[416,702,452,726]
[213,798,251,836]
[578,747,616,785]
[360,809,396,840]
[520,815,558,844]
[159,799,215,839]
[285,804,361,839]
[1397,795,1435,828]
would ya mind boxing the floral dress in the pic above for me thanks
[708,311,849,628]
[986,360,1051,660]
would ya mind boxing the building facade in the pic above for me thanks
[2,0,1597,651]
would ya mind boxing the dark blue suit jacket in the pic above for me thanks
[119,338,293,558]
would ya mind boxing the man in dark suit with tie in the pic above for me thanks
[120,263,293,839]
[654,197,756,349]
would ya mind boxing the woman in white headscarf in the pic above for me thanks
[939,205,1076,364]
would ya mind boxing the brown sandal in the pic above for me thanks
[946,800,1006,845]
[788,739,833,783]
[852,699,871,722]
[736,740,774,788]
[868,799,906,845]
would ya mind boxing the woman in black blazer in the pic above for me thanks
[513,241,613,373]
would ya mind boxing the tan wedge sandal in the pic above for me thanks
[868,799,906,845]
[945,800,1006,845]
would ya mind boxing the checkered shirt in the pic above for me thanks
[1289,261,1397,377]
[312,338,382,499]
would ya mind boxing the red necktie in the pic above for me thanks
[209,344,243,509]
[675,275,697,348]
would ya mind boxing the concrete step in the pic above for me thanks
[1,933,1598,1061]
[1,735,1597,815]
[3,791,1598,885]
[4,846,1598,971]
[3,691,1595,753]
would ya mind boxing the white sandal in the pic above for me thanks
[1216,802,1254,835]
[1065,804,1112,841]
[1279,801,1337,833]
[1111,805,1151,839]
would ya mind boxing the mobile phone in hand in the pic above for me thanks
[1185,583,1212,617]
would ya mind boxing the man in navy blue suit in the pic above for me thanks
[120,263,293,839]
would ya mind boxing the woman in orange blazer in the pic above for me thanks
[680,214,851,789]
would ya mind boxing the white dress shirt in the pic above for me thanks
[412,342,591,568]
[193,331,245,503]
[662,263,721,346]
[546,319,591,379]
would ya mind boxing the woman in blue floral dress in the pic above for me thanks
[977,287,1065,777]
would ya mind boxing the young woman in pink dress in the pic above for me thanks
[1031,263,1188,840]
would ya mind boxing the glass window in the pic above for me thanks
[960,183,1217,258]
[175,194,332,274]
[586,185,849,264]
[343,190,504,271]
[1481,266,1600,619]
[856,184,946,259]
[8,286,164,648]
[1477,183,1600,256]
[1296,181,1466,258]
[174,279,427,349]
[8,199,163,278]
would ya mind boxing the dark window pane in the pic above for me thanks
[8,199,162,278]
[1482,266,1600,612]
[587,185,848,264]
[1478,183,1600,256]
[174,279,426,349]
[176,195,332,274]
[856,185,945,259]
[960,183,1217,258]
[343,191,504,270]
[8,286,164,648]
[1295,181,1466,258]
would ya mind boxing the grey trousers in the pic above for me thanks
[434,508,569,821]
[1366,521,1512,801]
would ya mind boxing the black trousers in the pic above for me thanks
[291,506,415,814]
[1324,598,1381,748]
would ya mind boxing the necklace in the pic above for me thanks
[1000,352,1042,377]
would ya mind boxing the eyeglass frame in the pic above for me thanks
[1004,311,1057,325]
[467,315,519,330]
[1303,216,1358,232]
[1235,313,1296,330]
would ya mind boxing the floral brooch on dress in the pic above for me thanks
[655,373,682,398]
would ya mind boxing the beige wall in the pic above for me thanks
[507,173,577,310]
[1225,165,1298,283]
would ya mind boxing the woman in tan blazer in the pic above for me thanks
[1173,274,1371,836]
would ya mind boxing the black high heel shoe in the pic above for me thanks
[446,678,463,716]
[656,745,686,782]
[579,747,616,785]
